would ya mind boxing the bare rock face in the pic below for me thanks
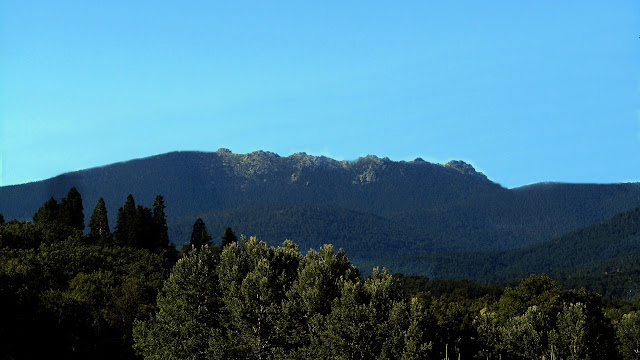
[350,155,392,184]
[211,151,488,186]
[444,160,488,180]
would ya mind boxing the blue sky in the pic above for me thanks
[1,1,638,188]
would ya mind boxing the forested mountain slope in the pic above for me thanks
[375,204,640,300]
[1,149,639,259]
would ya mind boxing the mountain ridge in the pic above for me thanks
[1,149,639,264]
[369,202,640,299]
[3,149,492,187]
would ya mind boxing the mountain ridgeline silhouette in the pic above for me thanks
[1,149,639,265]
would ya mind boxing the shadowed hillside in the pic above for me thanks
[373,204,640,300]
[1,149,639,262]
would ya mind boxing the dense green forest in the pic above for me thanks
[371,204,640,301]
[2,188,640,359]
[0,189,177,359]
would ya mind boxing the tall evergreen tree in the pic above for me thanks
[59,187,84,231]
[221,227,238,248]
[114,194,136,247]
[152,195,170,251]
[134,205,154,249]
[0,213,5,225]
[88,197,111,245]
[33,197,60,225]
[190,218,212,248]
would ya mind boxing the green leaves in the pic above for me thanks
[550,302,588,360]
[135,239,436,360]
[616,311,640,360]
[474,276,620,360]
[0,236,170,359]
[134,245,221,360]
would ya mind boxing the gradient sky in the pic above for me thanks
[1,1,638,188]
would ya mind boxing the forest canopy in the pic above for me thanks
[1,188,639,359]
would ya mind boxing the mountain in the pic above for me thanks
[1,149,639,264]
[372,204,640,299]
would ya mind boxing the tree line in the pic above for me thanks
[134,237,640,360]
[1,188,640,359]
[0,188,236,359]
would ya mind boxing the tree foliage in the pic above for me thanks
[88,197,111,245]
[59,186,84,230]
[32,187,85,231]
[189,218,212,248]
[33,197,61,225]
[3,188,640,359]
[112,194,173,253]
[617,311,640,360]
[114,194,137,247]
[134,238,438,359]
[0,235,171,359]
[221,226,238,248]
[152,195,170,252]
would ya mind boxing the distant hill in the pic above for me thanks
[1,149,639,264]
[373,204,640,300]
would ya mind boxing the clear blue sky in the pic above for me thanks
[1,1,638,188]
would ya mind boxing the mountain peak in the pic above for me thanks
[247,150,280,159]
[444,160,487,180]
[216,148,233,155]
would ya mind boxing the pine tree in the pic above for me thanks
[33,197,60,225]
[190,218,212,248]
[0,213,5,225]
[114,194,136,247]
[59,187,84,231]
[221,227,238,248]
[134,205,154,249]
[88,197,111,245]
[152,195,170,251]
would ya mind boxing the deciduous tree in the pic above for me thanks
[617,311,640,360]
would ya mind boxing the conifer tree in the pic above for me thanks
[134,205,154,249]
[114,194,136,247]
[190,218,211,248]
[59,187,84,231]
[88,197,111,245]
[33,197,60,225]
[0,213,4,225]
[152,195,169,251]
[221,227,238,248]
